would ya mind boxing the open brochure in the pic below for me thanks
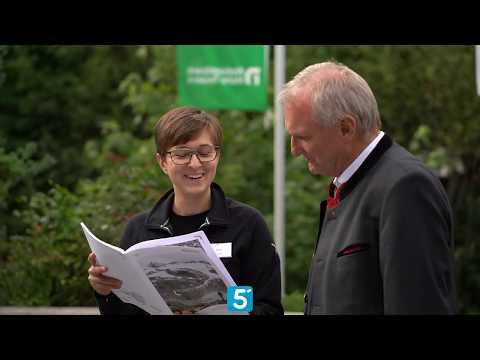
[81,222,240,315]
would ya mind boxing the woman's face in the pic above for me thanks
[157,128,220,199]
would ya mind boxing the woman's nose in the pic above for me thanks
[188,153,203,167]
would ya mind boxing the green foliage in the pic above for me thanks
[118,45,177,137]
[0,138,171,305]
[215,109,274,218]
[285,156,329,292]
[0,45,149,190]
[282,291,305,313]
[0,184,90,305]
[0,144,56,263]
[2,45,480,314]
[0,45,153,304]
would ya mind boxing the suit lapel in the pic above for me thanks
[314,134,393,253]
[339,134,393,201]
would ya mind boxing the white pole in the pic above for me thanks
[476,45,480,96]
[274,45,286,298]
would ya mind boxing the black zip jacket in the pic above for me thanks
[95,183,284,315]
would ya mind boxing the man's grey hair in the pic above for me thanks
[278,61,381,132]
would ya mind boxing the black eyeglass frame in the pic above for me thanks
[166,145,221,165]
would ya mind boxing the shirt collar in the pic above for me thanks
[333,131,385,188]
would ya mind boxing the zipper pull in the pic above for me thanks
[199,217,210,230]
[160,219,174,235]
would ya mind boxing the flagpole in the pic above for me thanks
[274,45,286,298]
[476,45,480,96]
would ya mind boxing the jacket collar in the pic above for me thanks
[206,183,231,226]
[144,182,231,230]
[339,133,393,201]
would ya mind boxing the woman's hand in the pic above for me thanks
[87,252,122,296]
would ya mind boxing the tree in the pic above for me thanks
[0,45,150,190]
[2,45,480,313]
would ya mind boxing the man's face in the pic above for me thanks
[157,128,219,199]
[284,99,345,177]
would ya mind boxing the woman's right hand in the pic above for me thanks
[87,252,122,296]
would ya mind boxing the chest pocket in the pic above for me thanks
[330,242,382,314]
[311,215,382,313]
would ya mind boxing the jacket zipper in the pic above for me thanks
[199,217,210,230]
[159,219,174,235]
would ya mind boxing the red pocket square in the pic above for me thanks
[337,243,370,258]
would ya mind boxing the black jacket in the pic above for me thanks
[95,183,284,315]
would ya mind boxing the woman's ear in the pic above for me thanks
[156,153,168,175]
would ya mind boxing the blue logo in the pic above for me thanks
[227,286,253,313]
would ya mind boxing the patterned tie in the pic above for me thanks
[327,181,346,209]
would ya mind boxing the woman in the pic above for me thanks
[87,107,283,315]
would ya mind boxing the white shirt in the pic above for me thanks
[333,131,385,190]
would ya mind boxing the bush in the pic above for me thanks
[282,291,305,313]
[0,135,171,305]
[3,45,480,314]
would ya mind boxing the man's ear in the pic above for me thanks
[156,153,168,174]
[339,115,357,140]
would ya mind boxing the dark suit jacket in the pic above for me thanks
[305,134,457,314]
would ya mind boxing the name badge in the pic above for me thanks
[211,242,232,258]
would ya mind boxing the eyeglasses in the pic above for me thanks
[166,145,221,165]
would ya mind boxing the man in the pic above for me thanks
[280,61,457,314]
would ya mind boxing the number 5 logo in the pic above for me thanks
[227,286,253,313]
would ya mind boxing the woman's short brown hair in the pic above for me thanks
[154,107,223,156]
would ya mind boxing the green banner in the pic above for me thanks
[177,45,268,111]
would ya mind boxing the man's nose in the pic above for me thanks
[290,137,301,157]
